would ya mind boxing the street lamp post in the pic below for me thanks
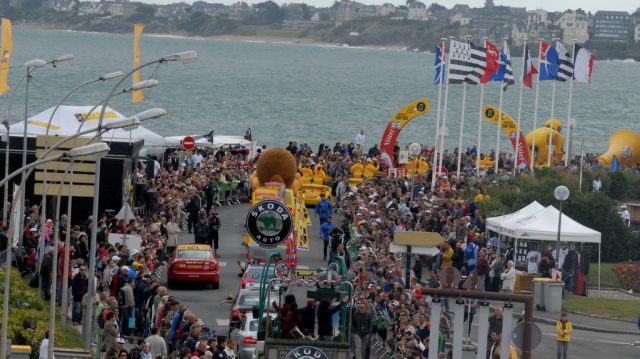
[406,143,421,288]
[83,52,194,348]
[554,185,570,269]
[0,142,108,359]
[19,55,74,293]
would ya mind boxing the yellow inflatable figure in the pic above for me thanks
[299,164,313,183]
[351,160,365,178]
[364,160,379,179]
[479,155,495,169]
[525,119,564,167]
[596,130,640,168]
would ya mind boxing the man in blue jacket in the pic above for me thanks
[315,193,332,225]
[319,217,334,260]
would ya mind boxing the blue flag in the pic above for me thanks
[434,42,446,85]
[539,41,560,81]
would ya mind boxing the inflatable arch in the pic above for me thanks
[597,129,640,168]
[481,105,530,168]
[379,99,430,169]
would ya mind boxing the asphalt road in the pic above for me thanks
[162,204,640,358]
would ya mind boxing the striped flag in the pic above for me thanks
[465,43,487,85]
[573,44,595,84]
[434,42,446,85]
[448,40,474,84]
[522,45,537,88]
[555,41,574,81]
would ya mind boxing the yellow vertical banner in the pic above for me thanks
[0,18,13,96]
[132,23,145,103]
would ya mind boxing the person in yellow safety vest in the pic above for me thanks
[313,164,329,184]
[299,164,313,178]
[480,155,496,169]
[556,312,572,359]
[488,331,519,359]
[351,160,365,178]
[363,159,379,179]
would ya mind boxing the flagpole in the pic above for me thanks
[546,39,561,167]
[513,38,527,176]
[456,82,467,177]
[564,39,577,167]
[494,38,508,175]
[431,38,446,191]
[476,37,487,174]
[578,138,584,192]
[437,37,454,175]
[530,39,543,170]
[476,84,484,173]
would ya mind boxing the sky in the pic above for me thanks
[136,0,639,14]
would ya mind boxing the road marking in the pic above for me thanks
[215,319,230,326]
[218,262,227,267]
[541,333,635,346]
[297,265,309,270]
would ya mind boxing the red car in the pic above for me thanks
[167,244,220,289]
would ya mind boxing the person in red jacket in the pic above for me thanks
[272,294,299,339]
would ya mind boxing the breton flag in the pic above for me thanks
[434,42,446,85]
[522,45,537,88]
[466,43,487,85]
[448,40,474,84]
[539,41,560,81]
[492,48,515,90]
[573,44,595,84]
[555,41,574,81]
[480,41,500,84]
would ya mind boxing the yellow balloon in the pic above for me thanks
[597,129,640,167]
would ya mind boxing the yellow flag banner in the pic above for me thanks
[0,18,13,96]
[132,23,145,103]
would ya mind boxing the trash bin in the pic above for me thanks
[10,345,31,359]
[532,278,552,310]
[543,281,564,313]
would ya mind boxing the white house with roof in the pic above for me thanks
[559,10,589,44]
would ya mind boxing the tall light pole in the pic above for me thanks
[82,51,195,347]
[554,185,570,269]
[0,142,109,359]
[405,142,421,288]
[19,55,74,294]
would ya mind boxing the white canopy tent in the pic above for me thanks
[1,105,167,147]
[488,203,602,290]
[486,201,545,233]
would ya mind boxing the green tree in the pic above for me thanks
[429,2,446,12]
[246,1,285,26]
[128,4,157,23]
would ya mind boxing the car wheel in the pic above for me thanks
[212,281,220,289]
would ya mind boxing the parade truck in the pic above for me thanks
[243,183,311,270]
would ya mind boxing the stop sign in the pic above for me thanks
[182,136,195,151]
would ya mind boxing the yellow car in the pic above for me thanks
[300,183,332,206]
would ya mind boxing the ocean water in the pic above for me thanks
[6,28,640,154]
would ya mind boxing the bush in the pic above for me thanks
[614,263,640,292]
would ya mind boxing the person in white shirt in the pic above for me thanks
[621,205,631,227]
[39,331,53,359]
[500,260,516,293]
[355,129,366,148]
[592,176,601,192]
[558,244,568,269]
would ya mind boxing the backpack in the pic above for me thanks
[97,307,109,329]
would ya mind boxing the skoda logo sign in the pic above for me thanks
[284,346,329,359]
[246,199,293,247]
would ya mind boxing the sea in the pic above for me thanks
[7,28,640,155]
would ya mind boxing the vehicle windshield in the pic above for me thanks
[246,267,275,281]
[249,320,258,332]
[177,250,211,259]
[239,295,260,307]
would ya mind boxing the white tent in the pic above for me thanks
[486,201,545,233]
[2,105,167,147]
[502,205,601,244]
[489,203,602,291]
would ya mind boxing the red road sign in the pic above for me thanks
[182,136,195,151]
